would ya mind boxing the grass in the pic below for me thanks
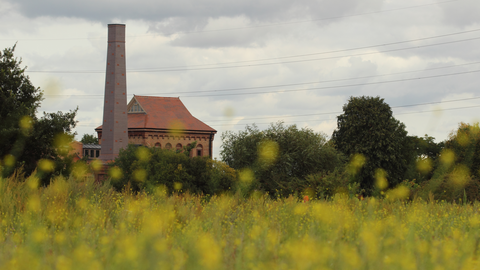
[1,174,480,270]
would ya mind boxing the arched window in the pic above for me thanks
[165,143,172,150]
[176,143,182,151]
[155,142,161,148]
[196,144,203,157]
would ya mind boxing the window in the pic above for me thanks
[176,143,182,151]
[84,149,89,157]
[165,143,172,150]
[155,142,161,148]
[96,150,100,157]
[128,100,145,113]
[90,150,94,157]
[196,144,203,157]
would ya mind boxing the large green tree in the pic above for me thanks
[332,96,413,194]
[80,133,99,144]
[0,45,77,178]
[221,122,344,196]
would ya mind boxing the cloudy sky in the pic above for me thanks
[1,0,479,158]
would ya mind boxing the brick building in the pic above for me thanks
[68,142,100,161]
[95,95,216,157]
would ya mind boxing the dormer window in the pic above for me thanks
[128,99,145,113]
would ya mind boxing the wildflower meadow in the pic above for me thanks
[1,173,480,270]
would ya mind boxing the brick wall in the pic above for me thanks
[98,130,214,157]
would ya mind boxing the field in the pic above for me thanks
[1,175,480,270]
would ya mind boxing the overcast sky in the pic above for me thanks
[1,0,479,158]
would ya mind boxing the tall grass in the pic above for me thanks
[0,173,479,269]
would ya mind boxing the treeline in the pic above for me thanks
[105,96,479,202]
[219,96,480,201]
[2,45,480,201]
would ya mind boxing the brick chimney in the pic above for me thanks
[99,24,128,161]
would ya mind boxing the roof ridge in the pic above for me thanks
[135,95,180,99]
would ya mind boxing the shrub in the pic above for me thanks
[418,172,480,203]
[418,122,480,203]
[109,144,236,195]
[304,168,361,200]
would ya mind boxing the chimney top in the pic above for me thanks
[107,24,126,43]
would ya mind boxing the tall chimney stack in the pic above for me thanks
[99,24,128,161]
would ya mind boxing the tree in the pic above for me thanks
[80,133,99,144]
[221,122,344,196]
[0,45,77,178]
[444,122,480,179]
[419,122,480,202]
[332,96,413,194]
[404,134,444,182]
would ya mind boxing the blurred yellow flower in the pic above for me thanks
[136,146,150,162]
[19,115,33,135]
[168,119,185,137]
[348,153,366,175]
[449,164,470,188]
[258,140,279,166]
[38,159,55,173]
[89,159,103,172]
[174,182,182,191]
[133,169,147,182]
[416,158,433,174]
[238,168,254,184]
[440,149,455,167]
[375,168,388,190]
[385,186,410,201]
[109,166,123,180]
[196,234,221,269]
[3,154,15,167]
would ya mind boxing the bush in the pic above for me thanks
[418,122,480,203]
[444,122,480,179]
[304,168,361,200]
[109,144,236,195]
[418,172,480,203]
[221,122,345,197]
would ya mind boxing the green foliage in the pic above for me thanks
[110,144,236,195]
[419,122,480,202]
[0,46,42,125]
[0,46,77,180]
[410,134,445,161]
[444,122,480,179]
[404,134,444,183]
[304,167,360,200]
[181,141,197,157]
[332,96,413,194]
[422,174,480,203]
[80,133,99,144]
[221,122,345,197]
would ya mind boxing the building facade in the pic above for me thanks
[95,95,216,157]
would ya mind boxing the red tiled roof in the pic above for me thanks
[96,96,216,133]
